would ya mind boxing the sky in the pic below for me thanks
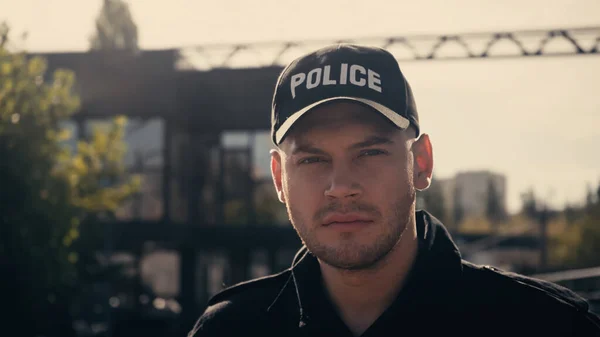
[1,0,599,213]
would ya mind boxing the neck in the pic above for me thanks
[318,220,418,336]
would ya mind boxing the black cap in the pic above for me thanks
[271,43,420,145]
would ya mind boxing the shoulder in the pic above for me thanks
[462,260,588,309]
[461,260,600,332]
[187,269,292,337]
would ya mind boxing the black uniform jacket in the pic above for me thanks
[188,210,600,337]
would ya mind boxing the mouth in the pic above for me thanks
[322,213,374,227]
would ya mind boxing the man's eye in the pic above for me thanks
[359,149,386,157]
[298,157,325,165]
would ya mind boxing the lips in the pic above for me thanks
[322,213,374,226]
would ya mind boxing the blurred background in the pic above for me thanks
[1,0,599,336]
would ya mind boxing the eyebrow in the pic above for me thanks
[291,135,394,155]
[291,144,327,156]
[348,135,394,149]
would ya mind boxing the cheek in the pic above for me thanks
[359,161,411,196]
[282,166,325,210]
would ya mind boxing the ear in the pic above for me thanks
[270,148,286,203]
[412,133,434,191]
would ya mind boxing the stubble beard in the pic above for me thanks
[286,186,416,271]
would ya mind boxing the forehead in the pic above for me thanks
[283,101,399,143]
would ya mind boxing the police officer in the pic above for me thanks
[188,44,600,336]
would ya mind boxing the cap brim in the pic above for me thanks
[275,96,411,145]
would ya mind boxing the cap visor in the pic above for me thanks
[275,96,410,144]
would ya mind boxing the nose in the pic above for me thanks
[324,164,362,200]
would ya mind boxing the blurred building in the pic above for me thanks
[420,171,535,273]
[34,49,303,336]
[438,170,507,220]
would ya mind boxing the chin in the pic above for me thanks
[311,241,391,270]
[323,255,382,271]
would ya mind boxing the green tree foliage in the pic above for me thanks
[547,181,600,269]
[585,183,597,212]
[89,0,139,52]
[559,183,600,268]
[0,23,139,337]
[519,188,538,219]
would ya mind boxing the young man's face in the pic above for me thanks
[271,101,433,270]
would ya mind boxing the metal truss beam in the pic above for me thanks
[176,27,600,70]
